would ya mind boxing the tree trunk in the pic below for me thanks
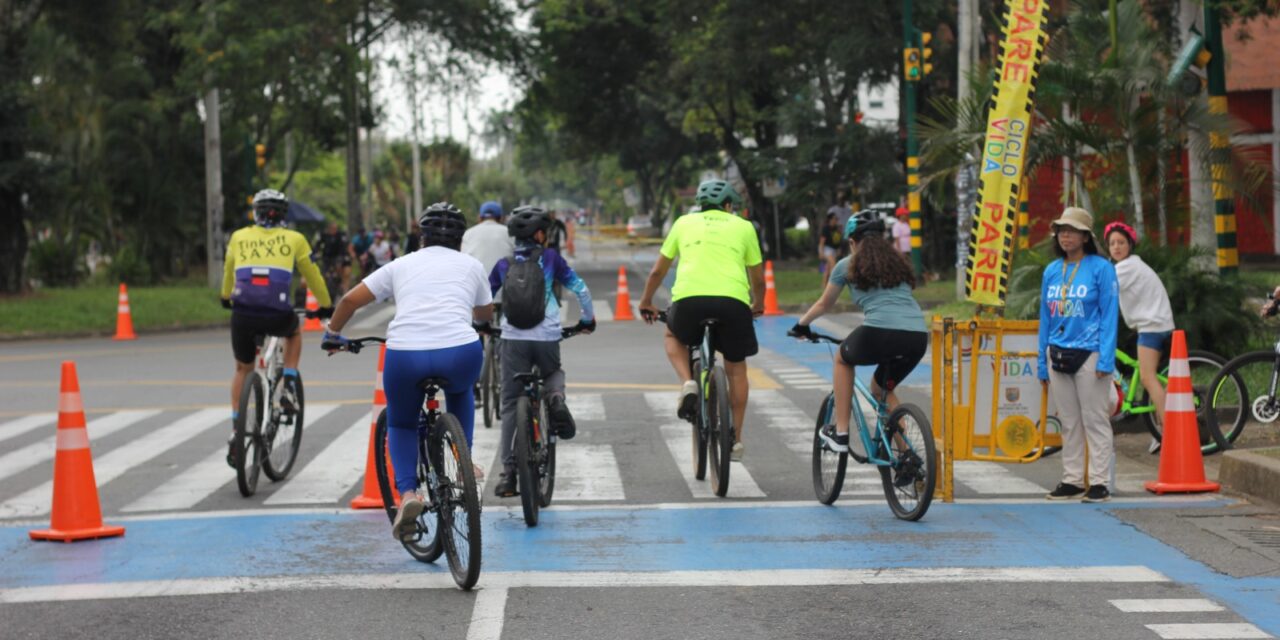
[1157,108,1169,245]
[1125,136,1145,236]
[344,29,362,232]
[1181,0,1216,269]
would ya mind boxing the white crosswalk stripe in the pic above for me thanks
[0,408,223,518]
[644,393,766,499]
[554,445,625,501]
[568,394,605,422]
[264,412,371,505]
[471,413,502,496]
[0,413,57,446]
[123,404,339,512]
[751,390,880,495]
[0,410,160,483]
[952,460,1050,495]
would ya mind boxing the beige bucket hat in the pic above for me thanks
[1051,207,1094,233]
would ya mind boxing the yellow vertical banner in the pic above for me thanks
[964,0,1050,306]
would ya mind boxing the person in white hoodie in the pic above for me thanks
[1105,221,1175,429]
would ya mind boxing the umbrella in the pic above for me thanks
[287,201,325,224]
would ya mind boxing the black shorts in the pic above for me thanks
[839,325,928,390]
[667,296,758,363]
[231,312,299,364]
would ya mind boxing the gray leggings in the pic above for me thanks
[499,339,565,469]
[1049,351,1115,487]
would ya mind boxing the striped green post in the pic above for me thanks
[1205,5,1237,274]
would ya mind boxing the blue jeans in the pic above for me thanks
[383,341,483,494]
[1137,331,1171,351]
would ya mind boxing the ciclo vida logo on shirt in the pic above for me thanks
[1046,283,1087,318]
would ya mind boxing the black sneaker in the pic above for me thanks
[1082,485,1111,503]
[894,450,923,488]
[548,396,576,440]
[1046,482,1086,500]
[280,376,300,414]
[818,424,849,453]
[225,432,237,468]
[493,470,518,498]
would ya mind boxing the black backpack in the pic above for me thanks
[503,248,548,329]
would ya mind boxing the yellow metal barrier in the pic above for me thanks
[931,317,1062,502]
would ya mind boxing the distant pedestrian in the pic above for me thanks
[817,212,842,285]
[892,206,912,257]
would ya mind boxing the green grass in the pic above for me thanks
[0,284,226,338]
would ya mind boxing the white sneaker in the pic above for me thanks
[678,380,698,420]
[392,492,426,540]
[730,442,744,461]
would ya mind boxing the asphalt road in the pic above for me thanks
[1,252,1278,639]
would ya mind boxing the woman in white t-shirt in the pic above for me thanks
[323,203,493,541]
[1105,221,1175,429]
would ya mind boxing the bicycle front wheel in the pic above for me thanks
[434,413,482,590]
[374,409,443,563]
[514,396,540,526]
[707,365,733,497]
[263,372,304,481]
[537,400,556,508]
[1204,351,1272,452]
[233,372,265,497]
[878,404,936,522]
[812,393,847,505]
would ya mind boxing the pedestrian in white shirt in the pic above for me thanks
[1105,221,1175,430]
[462,201,515,278]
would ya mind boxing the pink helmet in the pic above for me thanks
[1104,221,1136,245]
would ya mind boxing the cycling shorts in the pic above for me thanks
[230,311,299,364]
[839,325,928,390]
[667,296,758,363]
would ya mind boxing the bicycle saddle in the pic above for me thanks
[513,372,543,385]
[417,376,451,390]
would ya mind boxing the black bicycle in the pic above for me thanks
[478,314,502,430]
[477,324,585,526]
[643,309,733,497]
[328,336,482,590]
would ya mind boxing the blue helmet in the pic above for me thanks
[844,210,885,241]
[479,201,503,220]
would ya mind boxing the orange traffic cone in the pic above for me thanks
[613,266,636,321]
[30,362,126,542]
[1145,330,1220,494]
[762,260,783,316]
[303,288,323,332]
[352,345,399,508]
[113,283,136,341]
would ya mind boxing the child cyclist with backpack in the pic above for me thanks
[485,206,596,498]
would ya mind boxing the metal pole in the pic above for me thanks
[202,6,224,289]
[904,0,923,275]
[1204,3,1237,274]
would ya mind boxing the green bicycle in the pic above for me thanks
[1112,346,1243,454]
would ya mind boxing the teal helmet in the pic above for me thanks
[694,179,743,208]
[844,210,885,241]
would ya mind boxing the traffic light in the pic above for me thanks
[1167,30,1209,96]
[255,143,266,169]
[904,47,921,81]
[920,32,934,77]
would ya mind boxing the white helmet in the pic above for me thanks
[252,189,289,227]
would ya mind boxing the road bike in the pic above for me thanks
[476,324,585,526]
[1111,345,1240,454]
[337,336,482,590]
[1203,300,1280,453]
[798,330,936,521]
[229,308,313,497]
[643,310,734,497]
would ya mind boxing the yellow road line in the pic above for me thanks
[0,342,224,364]
[748,367,781,390]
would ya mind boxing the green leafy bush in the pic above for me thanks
[28,238,85,287]
[106,246,152,286]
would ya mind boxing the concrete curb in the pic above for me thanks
[1219,448,1280,506]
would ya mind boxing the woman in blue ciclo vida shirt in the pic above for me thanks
[1037,207,1119,504]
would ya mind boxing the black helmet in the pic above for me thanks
[844,210,886,241]
[694,179,743,208]
[252,189,289,228]
[418,202,467,247]
[507,205,551,240]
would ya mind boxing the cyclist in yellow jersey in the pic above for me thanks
[220,189,333,464]
[639,179,765,461]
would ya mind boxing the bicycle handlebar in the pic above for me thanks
[800,331,841,345]
[473,324,587,340]
[336,336,386,354]
[640,309,668,324]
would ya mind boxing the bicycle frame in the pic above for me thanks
[1114,348,1167,416]
[846,374,899,467]
[694,325,716,433]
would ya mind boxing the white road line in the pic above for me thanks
[1145,623,1271,639]
[768,368,811,374]
[351,304,396,330]
[1110,599,1225,613]
[792,384,834,390]
[554,444,625,501]
[568,393,605,422]
[0,566,1169,604]
[0,413,56,445]
[953,460,1048,495]
[123,405,339,513]
[264,412,370,505]
[467,587,508,640]
[0,408,222,518]
[594,302,614,323]
[471,412,502,496]
[0,410,160,483]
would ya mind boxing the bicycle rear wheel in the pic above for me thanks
[690,359,708,481]
[233,372,265,497]
[1143,350,1242,453]
[514,396,540,526]
[1204,351,1272,452]
[707,365,733,497]
[373,409,443,563]
[812,392,847,505]
[481,339,496,429]
[263,373,304,481]
[537,400,556,508]
[878,404,936,522]
[434,413,482,590]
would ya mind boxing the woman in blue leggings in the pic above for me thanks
[323,202,493,540]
